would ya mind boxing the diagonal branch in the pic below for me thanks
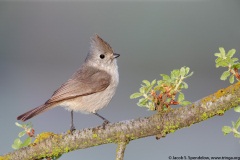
[1,82,240,160]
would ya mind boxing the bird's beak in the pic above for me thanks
[113,53,120,59]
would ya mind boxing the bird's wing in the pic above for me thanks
[45,65,111,104]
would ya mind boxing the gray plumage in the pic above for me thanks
[17,34,120,127]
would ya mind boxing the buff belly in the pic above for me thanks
[59,84,117,114]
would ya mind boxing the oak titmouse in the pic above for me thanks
[17,34,120,130]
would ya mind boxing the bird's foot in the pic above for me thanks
[102,120,110,129]
[70,125,76,133]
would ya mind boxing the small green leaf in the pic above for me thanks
[234,106,240,112]
[137,98,148,107]
[215,60,221,68]
[226,57,234,65]
[140,87,145,93]
[171,70,180,78]
[185,67,190,74]
[229,74,235,84]
[233,63,240,69]
[12,144,19,150]
[157,80,163,86]
[18,131,26,138]
[171,71,176,79]
[232,121,235,127]
[235,117,240,129]
[227,49,236,58]
[178,92,184,102]
[233,133,240,138]
[142,80,150,86]
[151,79,156,86]
[20,137,32,148]
[232,58,239,63]
[185,71,194,78]
[222,126,232,135]
[180,67,186,76]
[214,53,222,58]
[180,101,191,106]
[181,82,188,89]
[216,61,229,67]
[130,92,143,99]
[215,57,222,63]
[15,122,23,128]
[219,47,226,56]
[140,98,148,105]
[220,71,230,80]
[160,74,170,81]
[154,85,161,91]
[12,138,22,150]
[145,85,153,94]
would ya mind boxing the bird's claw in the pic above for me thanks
[70,125,76,133]
[102,120,110,129]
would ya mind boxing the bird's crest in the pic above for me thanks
[90,34,114,54]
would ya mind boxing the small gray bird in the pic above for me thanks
[17,34,120,131]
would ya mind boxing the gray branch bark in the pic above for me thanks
[115,139,129,160]
[1,82,240,160]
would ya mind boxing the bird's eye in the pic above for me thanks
[100,54,105,59]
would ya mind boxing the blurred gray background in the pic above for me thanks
[1,0,240,159]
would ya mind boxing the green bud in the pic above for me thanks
[222,126,232,135]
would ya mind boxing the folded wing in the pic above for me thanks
[45,65,111,104]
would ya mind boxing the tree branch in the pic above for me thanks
[1,82,240,160]
[115,137,129,160]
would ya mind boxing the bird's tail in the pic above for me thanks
[17,103,54,121]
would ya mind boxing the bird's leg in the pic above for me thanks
[94,113,110,129]
[70,110,76,132]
